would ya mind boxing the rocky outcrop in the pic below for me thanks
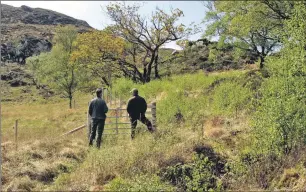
[1,4,92,64]
[1,4,91,28]
[0,67,32,87]
[1,36,52,64]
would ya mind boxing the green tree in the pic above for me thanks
[106,2,196,83]
[27,26,81,108]
[27,54,47,89]
[252,2,306,155]
[71,29,125,87]
[203,1,285,68]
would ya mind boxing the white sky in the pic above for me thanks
[2,1,207,49]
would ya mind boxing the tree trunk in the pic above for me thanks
[32,78,40,89]
[145,51,156,83]
[132,69,136,82]
[154,53,160,79]
[69,70,75,109]
[102,77,110,87]
[259,56,265,69]
[69,96,72,109]
[143,67,148,84]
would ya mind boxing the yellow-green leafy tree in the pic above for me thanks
[71,29,125,87]
[202,1,296,68]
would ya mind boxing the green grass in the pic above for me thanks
[2,69,252,191]
[45,69,258,191]
[3,69,306,191]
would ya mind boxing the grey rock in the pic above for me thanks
[1,4,91,28]
[1,36,52,64]
[1,4,92,64]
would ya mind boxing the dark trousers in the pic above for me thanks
[89,118,105,148]
[130,113,153,139]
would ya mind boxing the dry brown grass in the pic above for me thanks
[1,91,90,143]
[47,127,203,191]
[156,91,168,101]
[206,128,226,138]
[89,185,105,191]
[2,138,87,191]
[204,116,227,139]
[279,168,300,188]
[1,90,94,190]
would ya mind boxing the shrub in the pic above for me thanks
[160,153,226,192]
[251,4,306,155]
[211,80,252,117]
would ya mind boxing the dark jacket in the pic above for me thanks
[127,95,147,118]
[89,97,108,119]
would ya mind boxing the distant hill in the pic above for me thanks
[1,4,91,27]
[1,4,92,64]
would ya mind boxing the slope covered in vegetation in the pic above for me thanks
[1,1,305,191]
[1,70,256,191]
[4,68,302,191]
[50,68,304,191]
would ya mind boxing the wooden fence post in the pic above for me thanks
[151,102,157,131]
[119,96,122,117]
[14,120,18,150]
[115,108,119,135]
[74,99,76,108]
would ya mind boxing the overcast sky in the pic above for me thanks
[2,1,207,49]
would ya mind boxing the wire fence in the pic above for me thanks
[62,88,157,137]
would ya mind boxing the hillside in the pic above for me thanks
[1,70,250,190]
[1,4,90,27]
[1,4,92,64]
[1,2,305,191]
[2,69,305,191]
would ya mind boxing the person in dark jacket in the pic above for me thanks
[127,88,153,139]
[88,88,108,148]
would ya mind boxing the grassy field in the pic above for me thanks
[2,68,306,191]
[1,91,91,143]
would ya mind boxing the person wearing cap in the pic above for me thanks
[88,88,108,148]
[127,88,153,139]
